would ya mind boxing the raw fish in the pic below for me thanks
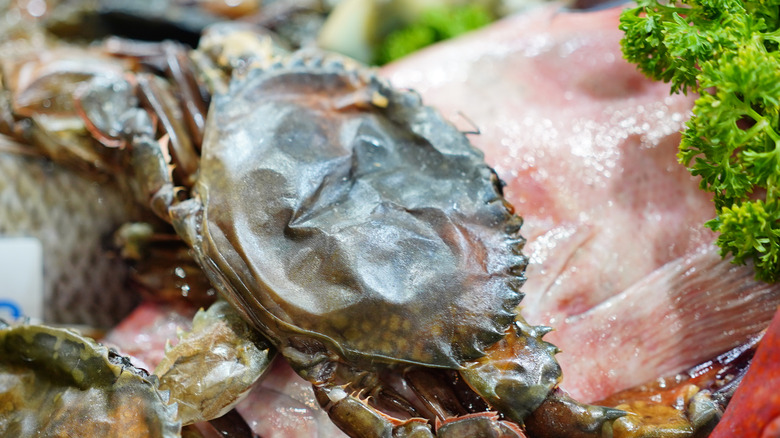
[382,3,780,402]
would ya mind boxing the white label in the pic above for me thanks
[0,237,43,321]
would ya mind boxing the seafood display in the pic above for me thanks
[381,3,780,403]
[0,1,779,437]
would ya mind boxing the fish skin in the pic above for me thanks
[548,248,780,401]
[0,149,140,327]
[381,4,780,402]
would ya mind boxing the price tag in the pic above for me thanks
[0,237,43,321]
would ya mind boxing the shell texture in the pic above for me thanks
[192,59,528,368]
[0,322,180,437]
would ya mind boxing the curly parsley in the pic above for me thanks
[620,0,780,282]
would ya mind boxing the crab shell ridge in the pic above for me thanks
[175,60,528,369]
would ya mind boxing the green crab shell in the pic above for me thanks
[0,323,179,437]
[192,61,527,368]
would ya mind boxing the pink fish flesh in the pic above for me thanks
[381,4,780,402]
[102,300,196,371]
[236,358,349,438]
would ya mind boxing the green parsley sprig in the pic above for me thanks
[620,0,780,282]
[374,4,494,65]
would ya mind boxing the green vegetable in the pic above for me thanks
[620,0,780,282]
[375,4,494,65]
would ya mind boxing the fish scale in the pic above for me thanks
[0,150,139,327]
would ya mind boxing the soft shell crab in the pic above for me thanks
[163,37,604,437]
[0,18,731,438]
[0,321,180,437]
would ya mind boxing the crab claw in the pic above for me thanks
[460,318,625,437]
[524,389,625,438]
[154,300,275,425]
[459,318,563,422]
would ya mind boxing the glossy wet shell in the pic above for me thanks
[194,59,527,368]
[0,323,179,437]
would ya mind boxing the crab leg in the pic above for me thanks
[524,390,628,438]
[436,413,527,437]
[460,318,625,437]
[100,35,210,142]
[315,385,528,438]
[74,67,207,222]
[136,72,200,188]
[161,41,208,150]
[71,74,173,218]
[126,112,179,220]
[296,351,527,437]
[314,385,435,438]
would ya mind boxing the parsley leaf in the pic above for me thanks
[620,0,780,282]
[374,4,494,65]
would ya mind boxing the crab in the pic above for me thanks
[0,13,730,438]
[108,26,619,436]
[0,321,179,437]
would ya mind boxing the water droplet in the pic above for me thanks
[26,0,46,17]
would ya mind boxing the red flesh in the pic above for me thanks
[711,306,780,437]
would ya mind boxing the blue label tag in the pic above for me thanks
[0,300,22,319]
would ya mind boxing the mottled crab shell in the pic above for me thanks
[190,55,527,368]
[0,323,179,437]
